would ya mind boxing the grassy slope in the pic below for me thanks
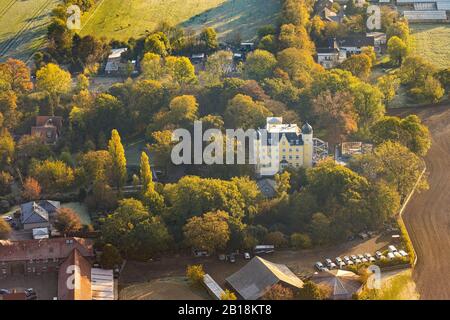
[410,23,450,69]
[0,0,59,62]
[80,0,281,41]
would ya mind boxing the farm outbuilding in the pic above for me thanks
[311,269,363,300]
[226,256,303,300]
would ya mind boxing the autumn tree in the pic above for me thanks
[410,75,445,103]
[165,56,196,85]
[147,130,174,170]
[351,82,385,136]
[370,115,431,156]
[350,141,426,200]
[108,129,127,190]
[140,151,153,195]
[274,171,291,197]
[199,27,218,53]
[377,75,400,104]
[399,56,436,87]
[100,244,123,269]
[340,53,372,79]
[141,53,164,80]
[144,32,170,56]
[312,90,357,146]
[0,58,33,93]
[76,150,113,186]
[0,129,14,166]
[102,198,172,260]
[243,50,277,81]
[30,160,75,193]
[262,284,295,300]
[140,151,164,213]
[54,207,82,235]
[0,218,11,239]
[186,264,205,285]
[183,210,231,253]
[387,36,408,66]
[201,50,233,84]
[36,63,72,114]
[22,177,41,201]
[278,24,315,53]
[0,171,13,195]
[224,94,271,129]
[290,233,312,249]
[277,48,323,87]
[0,90,18,129]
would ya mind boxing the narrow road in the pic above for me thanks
[389,104,450,300]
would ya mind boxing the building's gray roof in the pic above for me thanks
[302,123,313,134]
[20,200,60,225]
[258,132,304,146]
[311,269,362,299]
[226,256,304,300]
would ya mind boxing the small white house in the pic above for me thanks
[105,48,128,75]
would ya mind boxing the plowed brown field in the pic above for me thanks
[389,104,450,299]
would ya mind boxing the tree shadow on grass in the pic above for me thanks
[180,0,282,41]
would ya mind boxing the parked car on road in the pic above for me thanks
[350,255,357,261]
[387,252,395,260]
[244,252,251,260]
[394,251,402,258]
[335,257,343,264]
[361,257,368,263]
[399,250,408,257]
[354,258,362,264]
[325,259,337,269]
[0,289,11,295]
[229,254,236,263]
[375,251,382,259]
[388,245,397,252]
[315,262,326,271]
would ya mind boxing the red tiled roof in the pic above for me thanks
[0,237,94,262]
[35,116,63,129]
[58,249,92,300]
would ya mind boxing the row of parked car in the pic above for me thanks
[314,245,408,271]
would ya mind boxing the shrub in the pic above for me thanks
[220,289,237,300]
[290,233,312,249]
[186,264,205,285]
[100,244,123,269]
[265,231,288,248]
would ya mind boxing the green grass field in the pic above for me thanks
[411,23,450,69]
[80,0,281,41]
[0,0,59,62]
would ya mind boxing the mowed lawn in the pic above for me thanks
[0,0,59,62]
[80,0,281,41]
[411,23,450,69]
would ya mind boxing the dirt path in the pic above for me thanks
[389,104,450,300]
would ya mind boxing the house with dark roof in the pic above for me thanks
[316,39,347,69]
[337,34,376,55]
[226,256,304,300]
[31,116,63,144]
[20,200,60,230]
